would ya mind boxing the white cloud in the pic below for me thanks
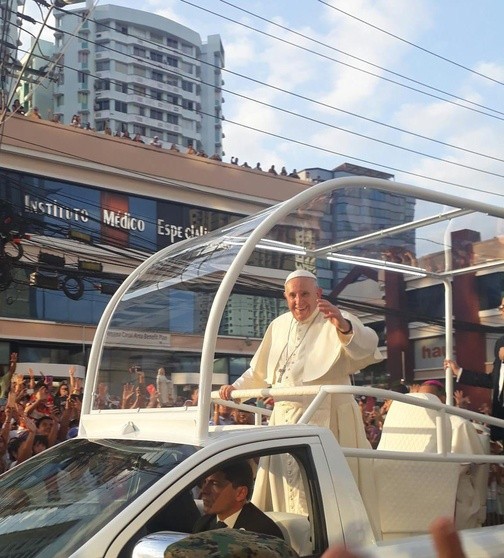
[472,61,504,85]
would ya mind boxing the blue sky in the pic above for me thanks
[31,0,504,204]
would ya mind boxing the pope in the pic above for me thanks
[219,270,382,530]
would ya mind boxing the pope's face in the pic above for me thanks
[284,277,322,322]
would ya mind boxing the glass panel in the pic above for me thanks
[91,181,504,407]
[0,439,196,557]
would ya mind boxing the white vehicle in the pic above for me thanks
[1,177,504,557]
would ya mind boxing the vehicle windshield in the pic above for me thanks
[0,438,196,558]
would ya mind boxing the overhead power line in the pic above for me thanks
[15,6,504,174]
[194,0,504,120]
[6,2,504,203]
[318,0,504,88]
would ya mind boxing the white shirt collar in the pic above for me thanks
[217,507,242,528]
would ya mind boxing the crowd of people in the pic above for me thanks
[2,99,306,178]
[1,270,503,546]
[0,353,82,474]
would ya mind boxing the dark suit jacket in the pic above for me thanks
[192,502,284,539]
[458,335,504,440]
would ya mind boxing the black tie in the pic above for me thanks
[215,520,227,529]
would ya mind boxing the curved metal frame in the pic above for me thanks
[195,176,504,442]
[83,176,504,444]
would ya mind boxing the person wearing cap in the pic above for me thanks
[219,270,382,525]
[150,135,162,148]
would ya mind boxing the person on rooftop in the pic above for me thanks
[150,136,163,148]
[12,100,25,115]
[26,106,42,120]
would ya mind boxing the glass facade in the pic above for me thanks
[0,168,244,325]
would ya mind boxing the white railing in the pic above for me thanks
[211,384,504,464]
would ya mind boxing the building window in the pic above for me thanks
[96,23,108,32]
[95,120,106,132]
[181,62,193,74]
[96,99,110,111]
[133,46,146,58]
[181,43,193,55]
[133,27,146,39]
[166,56,178,68]
[166,132,178,144]
[95,79,110,91]
[181,80,193,93]
[133,84,146,96]
[78,31,88,48]
[151,89,163,101]
[166,94,178,105]
[78,92,88,105]
[96,41,109,52]
[78,51,88,64]
[150,109,163,121]
[115,101,127,113]
[132,65,145,77]
[151,70,163,82]
[133,124,146,135]
[78,72,88,86]
[114,42,128,54]
[117,24,128,34]
[138,107,145,117]
[166,74,178,86]
[115,61,128,74]
[182,99,194,111]
[167,114,178,125]
[150,51,163,63]
[166,37,178,49]
[151,33,163,44]
[96,60,110,72]
[56,95,64,107]
[115,81,128,94]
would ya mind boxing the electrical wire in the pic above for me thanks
[318,0,504,88]
[183,0,504,122]
[8,12,504,188]
[2,4,501,354]
[4,4,504,201]
[34,3,504,181]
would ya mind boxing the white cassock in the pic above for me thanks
[232,308,383,533]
